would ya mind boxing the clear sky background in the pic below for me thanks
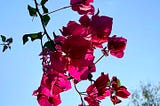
[0,0,160,106]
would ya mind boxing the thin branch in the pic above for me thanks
[40,37,44,50]
[34,0,52,41]
[43,5,72,15]
[74,83,86,106]
[94,54,105,64]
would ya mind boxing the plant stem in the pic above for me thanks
[40,37,44,50]
[94,54,105,64]
[74,83,86,106]
[34,0,52,42]
[43,5,72,15]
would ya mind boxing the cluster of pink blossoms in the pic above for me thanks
[33,0,130,106]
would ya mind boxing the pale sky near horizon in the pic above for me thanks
[0,0,160,106]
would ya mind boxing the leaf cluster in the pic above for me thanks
[23,0,52,50]
[27,0,50,26]
[0,35,13,52]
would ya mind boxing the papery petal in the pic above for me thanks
[70,0,84,5]
[86,84,98,96]
[97,89,111,100]
[62,21,86,37]
[48,95,61,106]
[108,35,127,58]
[110,51,124,58]
[116,86,130,98]
[94,73,110,90]
[62,36,91,59]
[84,96,100,106]
[50,52,67,73]
[70,0,94,15]
[57,75,72,91]
[110,96,121,105]
[68,65,92,82]
[89,15,113,47]
[91,15,112,37]
[79,15,91,26]
[37,95,52,106]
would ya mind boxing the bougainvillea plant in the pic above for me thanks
[23,0,130,105]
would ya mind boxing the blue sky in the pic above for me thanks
[0,0,160,106]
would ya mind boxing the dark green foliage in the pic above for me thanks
[44,41,56,51]
[23,32,42,44]
[41,0,48,5]
[42,15,50,26]
[41,0,48,14]
[28,5,37,17]
[6,38,13,44]
[0,35,13,52]
[2,45,8,52]
[1,35,6,42]
[42,5,48,13]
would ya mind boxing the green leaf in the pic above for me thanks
[27,5,37,17]
[42,15,50,26]
[22,32,42,45]
[6,38,13,44]
[42,5,48,13]
[41,0,48,5]
[1,35,6,42]
[30,32,42,41]
[2,45,8,52]
[22,34,29,45]
[44,41,56,51]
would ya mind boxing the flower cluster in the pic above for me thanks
[83,73,130,106]
[33,0,130,106]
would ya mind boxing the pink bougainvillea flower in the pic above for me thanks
[110,95,121,105]
[54,36,66,52]
[36,94,61,106]
[50,52,68,73]
[66,47,95,83]
[62,36,91,59]
[108,35,127,58]
[79,15,91,27]
[33,79,61,106]
[84,96,100,106]
[49,73,72,95]
[37,94,52,106]
[70,0,94,15]
[115,86,130,98]
[94,73,110,98]
[84,73,111,105]
[33,72,71,106]
[84,85,109,106]
[68,62,95,83]
[110,76,130,105]
[89,14,113,47]
[61,21,87,37]
[40,48,69,73]
[61,14,113,48]
[94,73,110,91]
[85,84,100,106]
